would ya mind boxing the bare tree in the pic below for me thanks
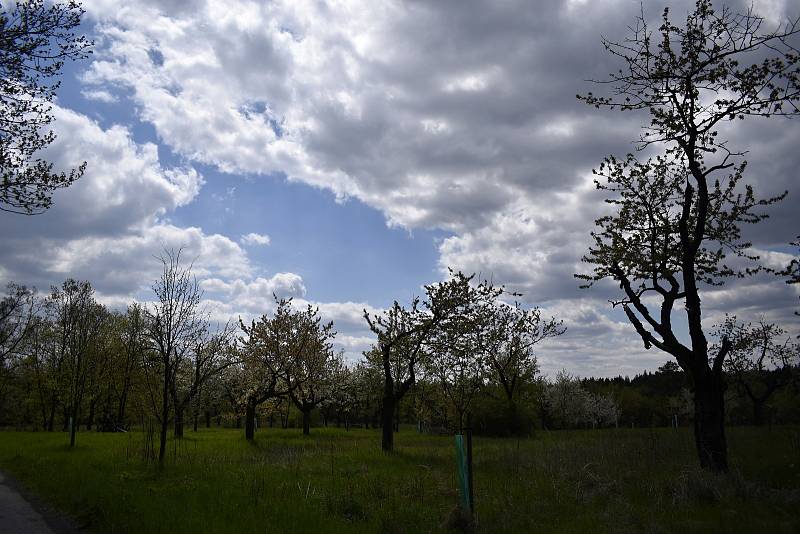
[577,0,800,472]
[145,249,205,464]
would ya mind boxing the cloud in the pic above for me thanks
[201,272,306,306]
[240,232,271,246]
[80,88,118,103]
[79,0,654,231]
[6,0,795,377]
[0,107,256,299]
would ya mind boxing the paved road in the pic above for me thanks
[0,471,79,533]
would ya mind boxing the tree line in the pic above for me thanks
[0,251,569,463]
[1,250,797,465]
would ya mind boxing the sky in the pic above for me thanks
[1,0,798,378]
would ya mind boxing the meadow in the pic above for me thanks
[0,426,798,533]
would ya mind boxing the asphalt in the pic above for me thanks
[0,470,81,533]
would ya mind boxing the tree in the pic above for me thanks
[577,0,800,472]
[544,370,589,429]
[717,316,798,425]
[0,283,37,419]
[287,341,343,436]
[0,0,92,214]
[47,279,106,446]
[170,320,235,437]
[364,298,439,452]
[115,304,146,429]
[483,302,564,434]
[349,360,383,429]
[238,297,316,440]
[425,272,504,433]
[146,249,205,464]
[0,283,36,366]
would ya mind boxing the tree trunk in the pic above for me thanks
[158,367,170,465]
[86,399,96,431]
[205,410,211,428]
[47,402,55,432]
[692,372,728,472]
[174,406,184,438]
[507,400,519,436]
[193,413,198,432]
[117,387,128,428]
[302,409,311,435]
[117,395,127,429]
[381,393,395,451]
[245,402,256,441]
[68,406,78,447]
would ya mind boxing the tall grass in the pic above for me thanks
[0,426,797,532]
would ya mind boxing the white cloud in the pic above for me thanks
[240,232,271,246]
[80,88,118,103]
[0,106,249,299]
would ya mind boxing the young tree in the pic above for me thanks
[146,249,205,464]
[717,316,798,425]
[0,0,92,214]
[577,0,800,472]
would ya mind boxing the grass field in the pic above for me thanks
[0,425,798,533]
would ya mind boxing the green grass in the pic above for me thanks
[0,425,798,533]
